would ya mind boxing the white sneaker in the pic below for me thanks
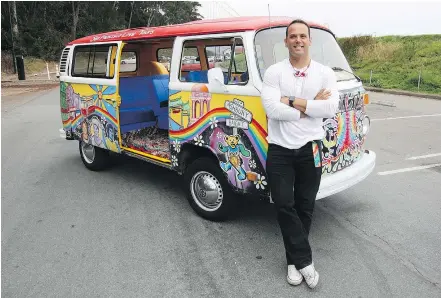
[299,263,319,289]
[287,265,303,285]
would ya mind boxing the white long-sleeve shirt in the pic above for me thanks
[261,58,340,149]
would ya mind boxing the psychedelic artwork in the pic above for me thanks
[169,84,270,195]
[168,82,369,194]
[321,88,367,175]
[60,82,121,153]
[59,77,368,195]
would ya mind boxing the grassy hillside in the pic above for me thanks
[337,35,441,94]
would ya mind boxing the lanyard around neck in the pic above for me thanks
[293,59,311,77]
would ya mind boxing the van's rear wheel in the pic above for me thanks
[184,157,237,221]
[79,141,109,171]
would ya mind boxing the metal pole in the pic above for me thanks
[268,4,271,26]
[369,70,373,85]
[46,62,51,79]
[418,70,421,91]
[8,1,17,74]
[16,55,25,80]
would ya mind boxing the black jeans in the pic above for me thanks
[266,141,322,270]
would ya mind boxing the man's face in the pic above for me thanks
[284,23,311,58]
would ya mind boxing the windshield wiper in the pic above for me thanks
[331,67,361,82]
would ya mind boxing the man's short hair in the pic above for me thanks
[286,19,311,38]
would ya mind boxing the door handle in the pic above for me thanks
[106,97,121,106]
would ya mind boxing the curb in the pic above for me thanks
[365,87,441,100]
[1,80,59,88]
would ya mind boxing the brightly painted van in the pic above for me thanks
[58,16,376,220]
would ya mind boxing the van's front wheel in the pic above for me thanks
[184,157,237,221]
[79,141,109,171]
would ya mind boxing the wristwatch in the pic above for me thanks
[288,96,295,107]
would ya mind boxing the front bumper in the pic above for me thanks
[316,149,376,199]
[59,128,74,140]
[59,128,66,139]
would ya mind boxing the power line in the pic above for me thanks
[209,1,240,18]
[221,2,240,17]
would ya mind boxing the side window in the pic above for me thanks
[157,48,172,71]
[179,43,201,81]
[120,51,137,72]
[206,45,231,71]
[232,45,247,73]
[205,39,248,85]
[72,45,115,78]
[72,49,90,76]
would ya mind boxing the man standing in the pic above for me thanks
[260,19,339,288]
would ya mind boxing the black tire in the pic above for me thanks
[79,140,110,171]
[183,157,237,221]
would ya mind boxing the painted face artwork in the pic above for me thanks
[321,90,367,174]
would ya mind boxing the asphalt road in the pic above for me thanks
[2,87,441,297]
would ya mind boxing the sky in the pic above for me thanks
[197,0,441,37]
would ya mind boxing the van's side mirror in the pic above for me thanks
[208,67,224,85]
[208,67,229,93]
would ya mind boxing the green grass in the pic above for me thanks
[338,35,441,94]
[220,53,247,72]
[1,52,58,76]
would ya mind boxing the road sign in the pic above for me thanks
[226,117,249,129]
[225,99,252,123]
[224,98,252,130]
[233,98,244,107]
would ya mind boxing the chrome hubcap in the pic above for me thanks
[190,171,223,211]
[81,142,95,164]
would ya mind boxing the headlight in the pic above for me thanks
[362,115,370,135]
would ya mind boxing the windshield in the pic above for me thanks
[254,27,357,81]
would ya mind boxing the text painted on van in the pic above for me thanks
[91,29,155,42]
[225,99,252,123]
[226,117,249,129]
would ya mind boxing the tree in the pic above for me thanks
[72,1,80,40]
[0,1,203,63]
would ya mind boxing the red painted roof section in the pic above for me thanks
[67,16,331,45]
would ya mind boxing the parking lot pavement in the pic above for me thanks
[364,92,441,169]
[2,88,441,297]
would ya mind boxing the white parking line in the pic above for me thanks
[371,114,441,121]
[406,153,441,160]
[378,163,441,176]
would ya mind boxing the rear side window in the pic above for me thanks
[72,44,115,78]
[157,48,172,71]
[120,51,137,72]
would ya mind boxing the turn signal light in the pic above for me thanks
[363,93,370,105]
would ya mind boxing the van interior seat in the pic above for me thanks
[240,71,249,82]
[119,61,170,133]
[186,70,209,83]
[186,69,229,84]
[144,74,169,130]
[145,61,169,77]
